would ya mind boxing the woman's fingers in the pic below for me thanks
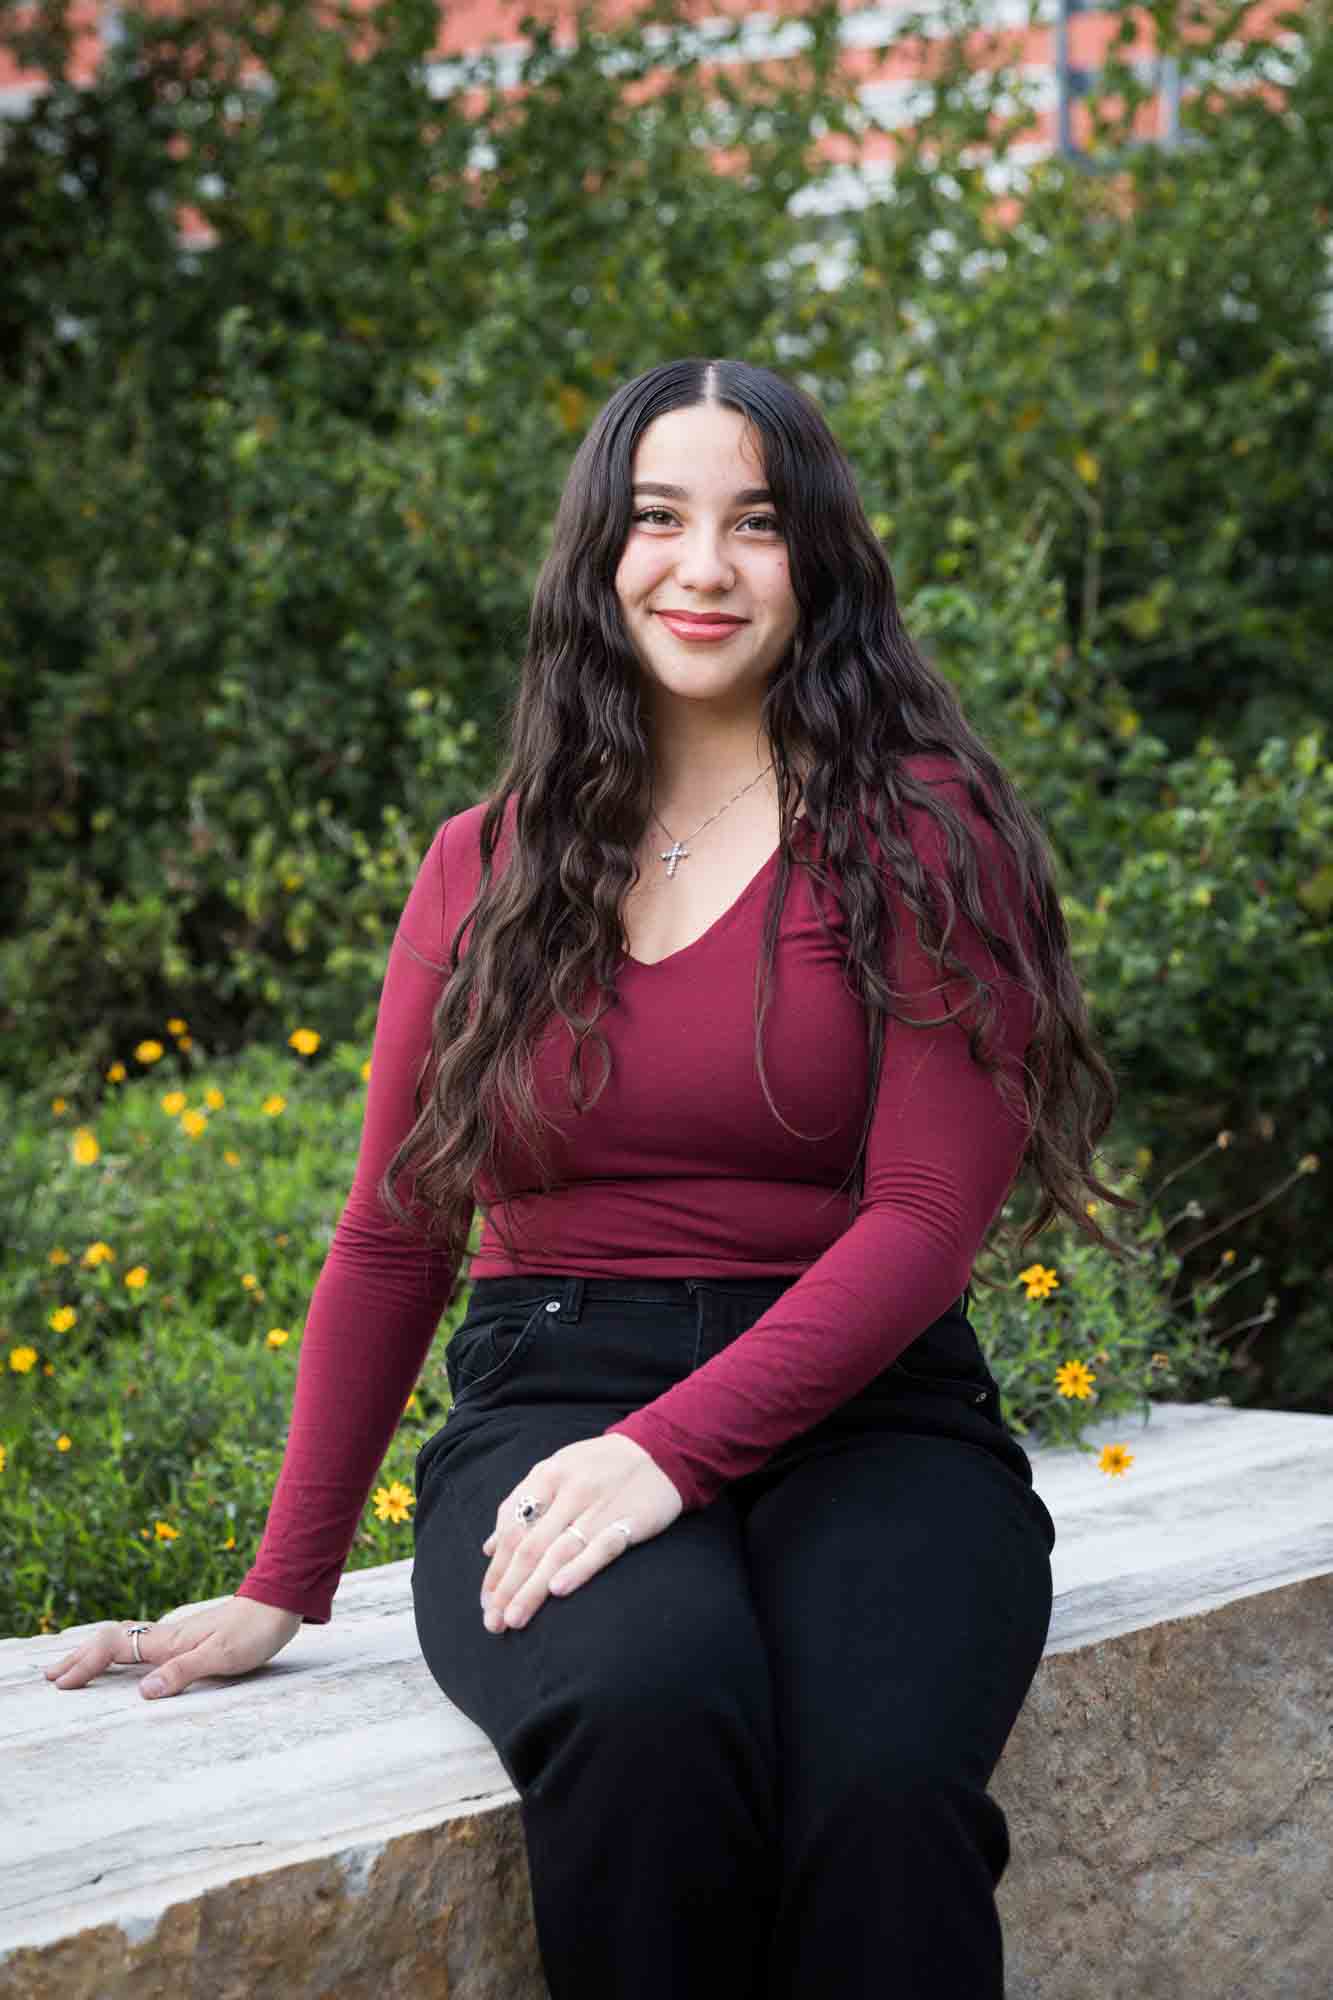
[43,1599,303,1696]
[44,1620,149,1688]
[486,1517,612,1630]
[480,1436,681,1633]
[135,1630,229,1700]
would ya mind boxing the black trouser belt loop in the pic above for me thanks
[557,1276,586,1323]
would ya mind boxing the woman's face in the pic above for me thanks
[614,403,799,727]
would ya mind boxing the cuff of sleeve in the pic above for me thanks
[235,1576,333,1627]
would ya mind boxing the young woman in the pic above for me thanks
[46,358,1130,1999]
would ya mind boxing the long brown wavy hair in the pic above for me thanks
[380,357,1139,1295]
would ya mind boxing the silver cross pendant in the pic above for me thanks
[660,840,689,878]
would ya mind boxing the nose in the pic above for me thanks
[669,525,736,592]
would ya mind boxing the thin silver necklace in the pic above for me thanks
[648,763,775,878]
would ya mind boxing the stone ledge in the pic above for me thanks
[2,1401,1331,1999]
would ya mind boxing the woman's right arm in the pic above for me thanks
[233,812,466,1624]
[45,816,468,1697]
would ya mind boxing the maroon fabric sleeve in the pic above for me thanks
[234,820,463,1624]
[603,788,1037,1510]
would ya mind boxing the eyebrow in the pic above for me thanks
[632,482,774,505]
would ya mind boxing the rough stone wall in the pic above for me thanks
[996,1573,1333,2000]
[4,1573,1328,1998]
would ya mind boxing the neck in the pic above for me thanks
[642,714,782,824]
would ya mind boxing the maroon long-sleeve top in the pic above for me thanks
[236,754,1036,1623]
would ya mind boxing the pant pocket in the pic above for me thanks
[888,1315,997,1409]
[446,1294,553,1405]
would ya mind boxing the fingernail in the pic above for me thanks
[480,1590,492,1610]
[141,1676,166,1697]
[504,1605,526,1628]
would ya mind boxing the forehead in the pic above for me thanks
[631,404,767,486]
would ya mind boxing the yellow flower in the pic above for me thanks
[1098,1443,1135,1477]
[106,1061,127,1083]
[71,1127,100,1166]
[0,1442,6,1472]
[1084,1200,1098,1216]
[1299,1153,1320,1174]
[1221,1248,1236,1266]
[266,1327,290,1348]
[48,1247,71,1267]
[204,1086,225,1110]
[43,1362,55,1375]
[361,1059,372,1082]
[274,1232,289,1247]
[223,1533,236,1551]
[262,1094,287,1116]
[9,1346,38,1374]
[176,1034,193,1051]
[288,1028,321,1056]
[166,1017,188,1036]
[48,1306,77,1333]
[124,1265,149,1290]
[51,1096,68,1115]
[81,1241,116,1266]
[1054,1359,1096,1400]
[56,1434,72,1452]
[1018,1262,1060,1301]
[224,1149,241,1167]
[372,1479,416,1524]
[154,1520,179,1541]
[1134,1146,1153,1172]
[135,1040,165,1065]
[181,1109,208,1138]
[241,1272,259,1290]
[161,1090,187,1116]
[1150,1351,1171,1370]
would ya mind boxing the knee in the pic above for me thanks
[808,1759,1010,1882]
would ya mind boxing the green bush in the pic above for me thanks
[0,1034,462,1636]
[3,1036,1236,1638]
[2,0,1329,1426]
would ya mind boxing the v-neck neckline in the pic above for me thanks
[622,812,810,972]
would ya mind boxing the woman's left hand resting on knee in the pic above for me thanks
[480,1435,682,1632]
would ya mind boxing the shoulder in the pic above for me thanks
[428,794,515,873]
[862,755,1032,958]
[862,753,1008,867]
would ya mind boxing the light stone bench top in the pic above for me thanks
[3,1399,1332,1971]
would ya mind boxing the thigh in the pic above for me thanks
[412,1405,781,1800]
[739,1432,1054,1808]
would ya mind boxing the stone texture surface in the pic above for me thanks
[4,1401,1331,1997]
[996,1573,1333,2000]
[0,1807,544,2000]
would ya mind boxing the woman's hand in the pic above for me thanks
[480,1434,682,1632]
[42,1596,303,1699]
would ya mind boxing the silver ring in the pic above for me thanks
[514,1493,548,1526]
[563,1524,590,1548]
[608,1519,633,1548]
[126,1623,152,1664]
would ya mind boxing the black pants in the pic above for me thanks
[412,1274,1056,2000]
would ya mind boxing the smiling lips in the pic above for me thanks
[655,610,749,642]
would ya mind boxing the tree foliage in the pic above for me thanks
[1,0,1329,1404]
